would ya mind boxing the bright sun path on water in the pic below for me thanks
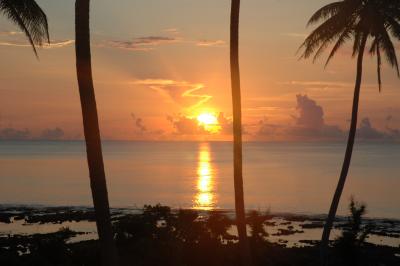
[194,143,216,210]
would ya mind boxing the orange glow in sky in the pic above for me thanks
[1,0,400,142]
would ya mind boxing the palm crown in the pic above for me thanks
[299,0,400,90]
[0,0,49,56]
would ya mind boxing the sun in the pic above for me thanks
[197,113,218,125]
[197,113,220,133]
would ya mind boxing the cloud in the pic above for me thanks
[255,95,344,140]
[45,40,75,48]
[0,27,74,49]
[0,30,22,36]
[131,113,147,133]
[254,95,400,141]
[286,95,344,140]
[134,79,212,110]
[385,115,400,139]
[278,80,352,88]
[0,39,74,49]
[281,32,307,38]
[130,113,165,139]
[164,28,180,35]
[356,117,400,141]
[294,94,324,128]
[386,127,400,139]
[40,127,64,140]
[106,36,179,51]
[255,117,284,139]
[0,125,67,141]
[196,40,225,47]
[167,115,207,135]
[167,112,232,136]
[217,112,233,134]
[103,29,225,51]
[0,127,31,140]
[356,118,385,140]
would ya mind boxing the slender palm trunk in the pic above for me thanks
[230,1,252,265]
[320,34,368,266]
[75,1,118,265]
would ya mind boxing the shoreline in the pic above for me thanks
[2,204,400,221]
[1,205,399,248]
[1,204,399,266]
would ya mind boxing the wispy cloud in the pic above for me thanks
[0,30,22,36]
[180,84,212,110]
[278,80,378,91]
[164,28,180,35]
[130,113,165,139]
[103,29,225,51]
[0,127,31,140]
[0,39,74,49]
[196,39,225,47]
[39,127,64,140]
[0,127,66,140]
[46,40,75,48]
[131,113,147,133]
[134,79,212,109]
[281,32,307,38]
[106,36,180,51]
[278,80,352,88]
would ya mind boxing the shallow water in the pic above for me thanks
[0,141,399,218]
[1,209,398,248]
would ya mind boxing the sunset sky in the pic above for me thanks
[1,0,400,141]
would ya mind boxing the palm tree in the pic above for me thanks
[230,0,252,265]
[299,0,400,265]
[0,0,49,57]
[75,1,118,265]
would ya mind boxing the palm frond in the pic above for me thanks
[379,27,399,77]
[325,27,352,67]
[300,12,355,59]
[0,0,49,57]
[300,0,400,91]
[386,16,400,39]
[307,2,343,26]
[377,45,382,92]
[368,38,382,91]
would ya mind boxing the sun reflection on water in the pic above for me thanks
[194,143,216,210]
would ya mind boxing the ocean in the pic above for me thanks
[0,141,399,219]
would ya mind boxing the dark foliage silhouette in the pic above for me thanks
[1,205,399,266]
[299,1,400,264]
[173,209,205,243]
[74,0,118,265]
[334,198,371,266]
[0,0,49,57]
[206,211,235,243]
[247,210,269,244]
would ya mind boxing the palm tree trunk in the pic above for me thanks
[320,34,368,266]
[75,1,118,265]
[230,1,252,265]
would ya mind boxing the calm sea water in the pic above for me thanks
[0,141,399,218]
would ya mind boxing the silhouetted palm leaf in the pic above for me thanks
[0,0,49,57]
[300,0,400,90]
